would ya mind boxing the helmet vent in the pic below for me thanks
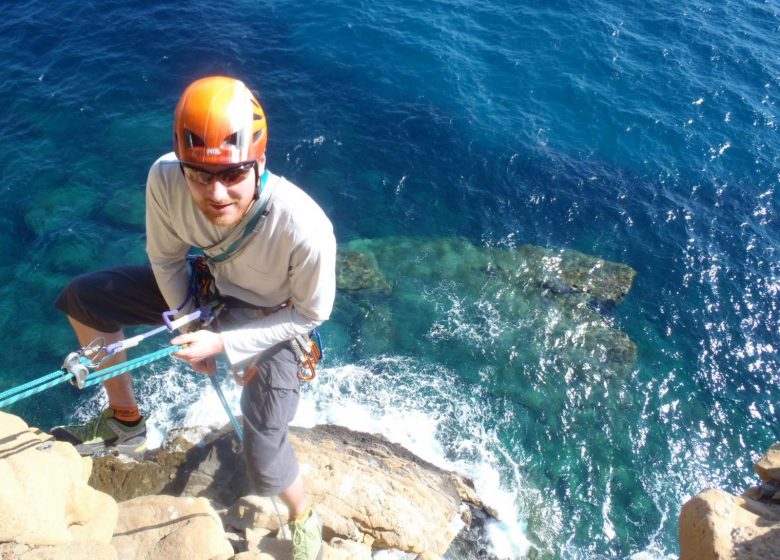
[184,129,205,148]
[223,131,242,147]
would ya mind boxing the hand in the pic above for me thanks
[171,330,225,374]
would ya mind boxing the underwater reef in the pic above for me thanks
[335,236,637,377]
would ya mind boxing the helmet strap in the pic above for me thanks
[254,157,267,201]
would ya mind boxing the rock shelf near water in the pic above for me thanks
[0,411,495,559]
[679,442,780,559]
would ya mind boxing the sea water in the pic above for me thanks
[0,0,778,558]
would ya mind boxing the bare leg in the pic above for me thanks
[278,472,308,519]
[67,315,137,408]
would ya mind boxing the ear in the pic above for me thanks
[257,153,267,174]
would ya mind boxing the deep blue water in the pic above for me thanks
[1,0,778,558]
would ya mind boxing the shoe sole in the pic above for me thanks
[74,438,147,456]
[51,427,147,456]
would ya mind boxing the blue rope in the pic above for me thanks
[0,345,182,409]
[0,368,70,402]
[209,375,243,442]
[81,345,182,389]
[0,370,73,408]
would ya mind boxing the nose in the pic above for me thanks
[206,179,230,199]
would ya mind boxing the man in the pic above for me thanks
[52,76,336,559]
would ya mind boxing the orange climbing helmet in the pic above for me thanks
[173,76,267,165]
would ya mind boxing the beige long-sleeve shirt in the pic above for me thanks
[145,152,336,365]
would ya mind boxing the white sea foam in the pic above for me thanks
[294,359,532,558]
[629,549,676,560]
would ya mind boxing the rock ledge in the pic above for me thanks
[0,411,494,559]
[679,442,780,559]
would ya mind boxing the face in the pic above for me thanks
[181,159,261,227]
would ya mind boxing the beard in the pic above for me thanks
[198,197,254,228]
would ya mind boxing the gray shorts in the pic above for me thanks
[240,343,300,496]
[55,265,301,496]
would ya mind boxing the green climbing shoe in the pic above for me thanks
[50,408,147,456]
[289,509,323,560]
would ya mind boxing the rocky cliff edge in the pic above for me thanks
[679,442,780,559]
[0,411,496,560]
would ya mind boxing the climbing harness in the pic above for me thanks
[52,253,223,395]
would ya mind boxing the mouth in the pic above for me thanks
[209,202,233,211]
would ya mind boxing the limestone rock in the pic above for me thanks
[0,411,117,547]
[89,425,248,505]
[230,536,372,560]
[415,553,444,560]
[325,537,373,559]
[87,452,176,503]
[91,423,491,556]
[679,481,780,559]
[754,443,780,483]
[228,553,272,560]
[254,536,291,558]
[244,526,272,553]
[222,495,288,533]
[294,425,476,554]
[1,410,493,558]
[0,541,117,560]
[111,495,233,560]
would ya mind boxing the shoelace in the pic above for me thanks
[292,523,304,548]
[291,519,316,559]
[77,411,109,441]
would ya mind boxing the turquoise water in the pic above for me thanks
[1,0,778,558]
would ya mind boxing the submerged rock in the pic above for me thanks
[336,249,391,293]
[24,181,95,238]
[508,244,636,306]
[335,236,637,375]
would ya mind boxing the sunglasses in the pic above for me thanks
[179,160,256,185]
